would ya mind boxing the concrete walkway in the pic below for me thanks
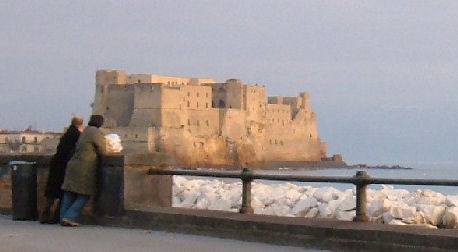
[0,215,326,252]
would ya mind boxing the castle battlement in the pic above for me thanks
[92,70,327,167]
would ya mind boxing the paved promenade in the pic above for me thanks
[0,215,324,252]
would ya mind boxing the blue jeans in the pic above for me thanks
[60,191,89,221]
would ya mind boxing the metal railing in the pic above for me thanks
[147,168,458,222]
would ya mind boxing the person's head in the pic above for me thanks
[71,116,84,132]
[88,115,104,128]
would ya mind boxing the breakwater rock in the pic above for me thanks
[172,176,458,229]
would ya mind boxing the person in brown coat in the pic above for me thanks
[60,115,106,226]
[40,116,84,224]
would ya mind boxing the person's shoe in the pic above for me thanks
[60,218,80,227]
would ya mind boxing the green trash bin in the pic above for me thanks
[9,161,37,220]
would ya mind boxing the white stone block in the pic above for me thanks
[305,207,319,218]
[292,197,318,217]
[442,207,458,229]
[445,195,458,207]
[416,204,446,226]
[335,210,355,221]
[389,205,417,220]
[368,199,393,217]
[338,197,356,211]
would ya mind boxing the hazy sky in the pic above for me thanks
[1,1,457,165]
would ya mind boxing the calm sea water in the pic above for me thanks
[256,163,458,195]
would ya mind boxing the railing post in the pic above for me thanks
[353,170,370,222]
[239,167,254,214]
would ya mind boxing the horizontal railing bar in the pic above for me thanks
[366,178,458,186]
[147,168,458,186]
[251,174,357,183]
[147,169,242,179]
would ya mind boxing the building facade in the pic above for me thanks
[0,127,61,154]
[92,70,327,167]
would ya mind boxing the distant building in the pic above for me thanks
[0,127,62,154]
[92,70,328,167]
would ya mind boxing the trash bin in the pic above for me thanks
[9,161,37,220]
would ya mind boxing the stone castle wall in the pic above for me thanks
[92,70,327,167]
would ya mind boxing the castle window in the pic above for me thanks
[138,79,141,83]
[197,92,199,97]
[206,120,209,126]
[167,81,170,85]
[181,82,184,85]
[22,136,26,143]
[275,140,278,144]
[34,146,39,152]
[280,140,284,145]
[205,103,208,108]
[135,134,138,138]
[197,120,200,126]
[187,92,190,97]
[187,101,190,107]
[219,100,225,108]
[106,106,109,111]
[206,93,208,97]
[5,137,8,143]
[187,119,190,125]
[197,102,199,108]
[310,134,313,138]
[34,137,38,144]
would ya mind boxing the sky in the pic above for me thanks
[1,1,457,165]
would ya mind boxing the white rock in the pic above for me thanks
[368,199,393,217]
[181,188,200,204]
[382,212,393,224]
[445,195,458,207]
[285,188,301,203]
[402,212,425,225]
[196,198,209,209]
[305,207,319,218]
[368,189,388,201]
[442,207,458,229]
[251,198,265,209]
[313,187,340,203]
[408,224,437,229]
[176,202,194,208]
[292,197,318,216]
[208,197,231,211]
[318,203,334,218]
[388,219,407,225]
[335,210,355,221]
[389,205,417,220]
[338,197,356,211]
[172,196,181,206]
[173,176,188,187]
[416,204,446,226]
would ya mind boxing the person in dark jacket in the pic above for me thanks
[60,115,106,227]
[39,116,84,224]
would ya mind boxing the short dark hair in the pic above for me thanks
[88,115,104,128]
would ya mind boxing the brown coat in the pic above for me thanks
[62,126,106,196]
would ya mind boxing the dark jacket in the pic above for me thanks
[62,126,106,196]
[44,125,81,199]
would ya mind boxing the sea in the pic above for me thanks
[255,163,458,195]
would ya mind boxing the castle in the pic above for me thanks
[92,70,327,167]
